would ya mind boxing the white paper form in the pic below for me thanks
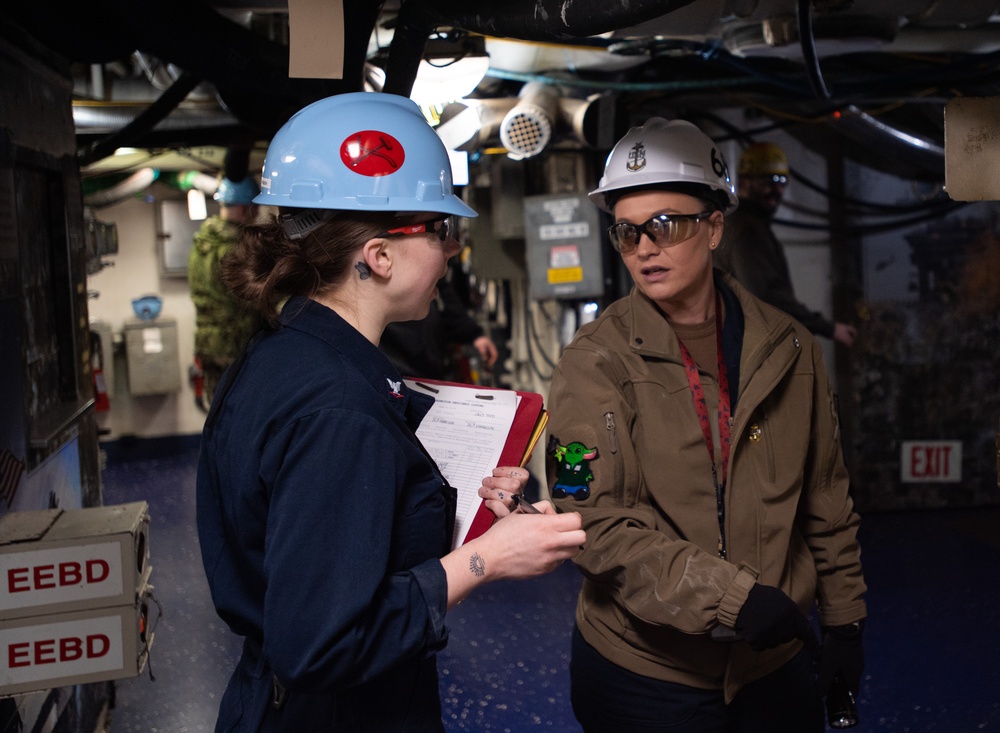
[406,380,518,549]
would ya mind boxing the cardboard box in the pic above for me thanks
[0,583,154,696]
[0,502,150,620]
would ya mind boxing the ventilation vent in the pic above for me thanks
[500,107,553,159]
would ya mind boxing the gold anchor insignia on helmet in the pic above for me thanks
[748,424,762,443]
[626,141,647,172]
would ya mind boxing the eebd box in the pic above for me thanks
[0,583,155,697]
[0,502,151,620]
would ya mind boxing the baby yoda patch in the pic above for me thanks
[548,436,597,501]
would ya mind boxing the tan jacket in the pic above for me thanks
[546,273,866,702]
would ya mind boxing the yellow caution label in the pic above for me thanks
[548,267,584,284]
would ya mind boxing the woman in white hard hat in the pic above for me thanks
[196,92,585,733]
[544,118,867,732]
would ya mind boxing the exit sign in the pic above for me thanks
[901,441,962,482]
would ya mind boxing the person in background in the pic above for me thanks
[715,141,857,347]
[546,118,866,732]
[379,272,498,383]
[196,92,585,733]
[188,176,262,407]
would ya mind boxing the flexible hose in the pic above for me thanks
[797,0,832,99]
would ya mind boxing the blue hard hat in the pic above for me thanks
[254,92,476,220]
[214,177,259,205]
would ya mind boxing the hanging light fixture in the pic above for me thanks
[410,32,490,106]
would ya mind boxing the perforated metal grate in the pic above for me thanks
[500,108,552,158]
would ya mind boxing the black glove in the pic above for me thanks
[735,583,813,651]
[817,621,865,695]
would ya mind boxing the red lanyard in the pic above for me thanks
[677,292,731,559]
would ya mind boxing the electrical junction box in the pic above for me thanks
[124,317,181,395]
[0,583,155,696]
[523,194,605,300]
[0,502,151,620]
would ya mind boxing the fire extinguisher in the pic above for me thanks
[190,356,206,412]
[90,331,110,412]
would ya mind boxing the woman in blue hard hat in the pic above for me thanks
[544,118,867,732]
[196,92,585,732]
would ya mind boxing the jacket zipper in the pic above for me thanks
[730,327,797,442]
[604,411,618,454]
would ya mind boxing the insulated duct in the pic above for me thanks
[500,82,560,159]
[83,168,159,208]
[436,99,517,152]
[78,71,202,167]
[559,93,617,150]
[437,90,615,156]
[73,104,239,133]
[178,171,219,195]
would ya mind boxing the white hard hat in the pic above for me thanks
[589,118,738,214]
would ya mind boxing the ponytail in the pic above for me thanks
[221,211,398,326]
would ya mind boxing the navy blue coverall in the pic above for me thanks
[197,296,455,732]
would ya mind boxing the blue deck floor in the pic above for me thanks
[102,442,1000,732]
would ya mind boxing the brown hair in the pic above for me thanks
[221,209,402,327]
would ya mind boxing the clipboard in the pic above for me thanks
[405,378,547,549]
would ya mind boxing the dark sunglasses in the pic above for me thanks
[379,217,453,243]
[608,211,714,254]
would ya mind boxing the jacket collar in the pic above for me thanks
[625,270,800,407]
[626,271,745,359]
[720,274,803,418]
[721,273,799,363]
[716,273,744,408]
[627,288,682,360]
[278,296,434,423]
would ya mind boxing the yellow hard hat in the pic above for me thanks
[738,142,789,178]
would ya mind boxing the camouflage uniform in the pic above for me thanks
[188,215,259,404]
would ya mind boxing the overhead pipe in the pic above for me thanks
[797,0,831,100]
[435,98,517,152]
[384,0,700,97]
[121,0,384,135]
[833,105,944,177]
[436,90,613,156]
[73,104,239,132]
[78,71,203,167]
[82,168,159,208]
[9,0,385,138]
[407,0,700,42]
[172,171,219,196]
[407,0,945,176]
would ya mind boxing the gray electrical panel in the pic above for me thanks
[524,194,604,300]
[124,318,181,395]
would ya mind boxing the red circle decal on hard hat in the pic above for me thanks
[340,130,404,177]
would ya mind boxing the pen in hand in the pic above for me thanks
[512,493,542,514]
